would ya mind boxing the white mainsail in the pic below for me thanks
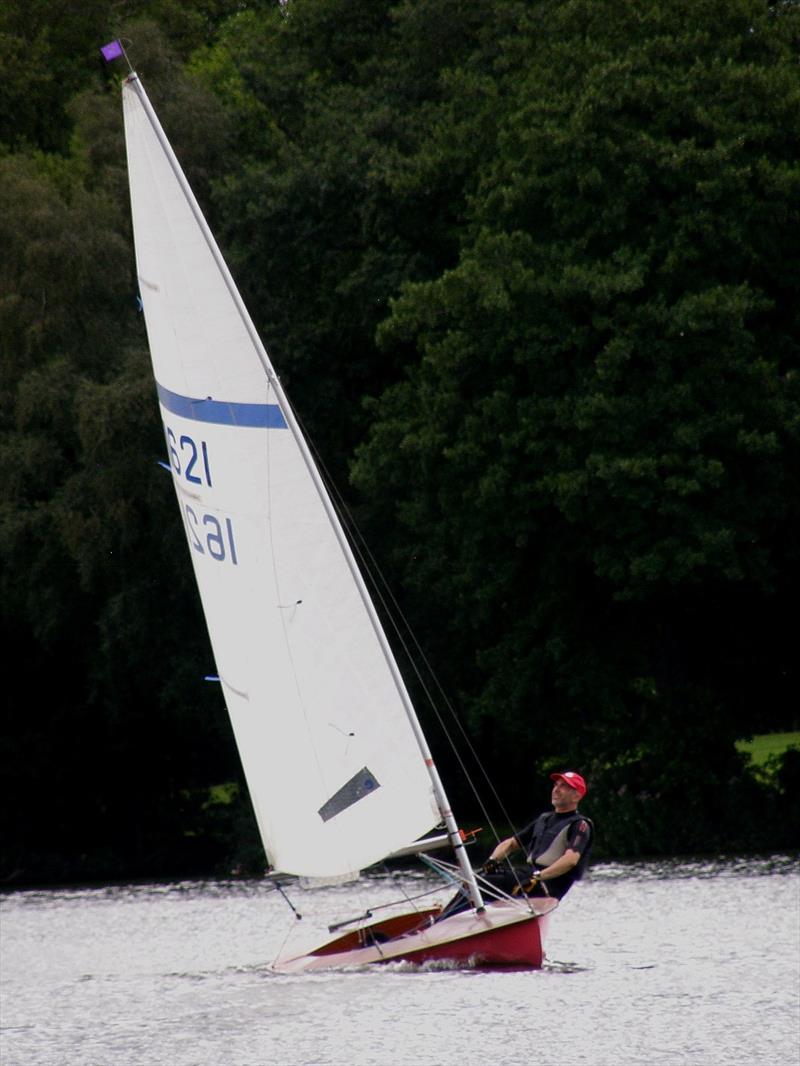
[122,75,442,878]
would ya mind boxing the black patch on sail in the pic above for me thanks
[318,767,381,822]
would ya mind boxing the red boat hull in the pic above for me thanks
[273,898,557,973]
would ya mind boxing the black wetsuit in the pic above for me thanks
[513,809,593,900]
[435,807,593,921]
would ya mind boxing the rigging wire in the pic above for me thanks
[274,880,303,920]
[287,400,520,851]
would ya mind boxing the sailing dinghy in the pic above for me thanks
[121,68,556,970]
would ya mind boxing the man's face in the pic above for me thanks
[551,778,581,812]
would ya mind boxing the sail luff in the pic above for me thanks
[123,73,483,899]
[124,74,276,388]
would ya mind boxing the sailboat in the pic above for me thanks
[120,67,557,970]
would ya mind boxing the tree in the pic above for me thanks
[0,20,246,882]
[2,0,798,880]
[351,0,800,846]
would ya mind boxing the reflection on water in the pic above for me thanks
[1,856,798,1066]
[589,853,797,881]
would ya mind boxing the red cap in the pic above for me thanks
[550,771,587,798]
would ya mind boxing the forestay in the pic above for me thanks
[122,77,439,878]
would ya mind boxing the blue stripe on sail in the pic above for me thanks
[156,382,288,428]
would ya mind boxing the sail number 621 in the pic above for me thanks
[166,427,212,486]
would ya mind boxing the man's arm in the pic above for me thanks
[536,848,580,882]
[487,836,521,862]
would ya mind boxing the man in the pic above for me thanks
[485,770,593,901]
[437,770,593,920]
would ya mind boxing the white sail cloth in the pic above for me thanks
[122,78,439,877]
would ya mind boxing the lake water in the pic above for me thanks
[1,855,798,1065]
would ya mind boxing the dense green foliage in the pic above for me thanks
[2,0,798,885]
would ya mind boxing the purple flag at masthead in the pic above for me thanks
[100,40,124,62]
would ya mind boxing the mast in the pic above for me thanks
[124,72,485,912]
